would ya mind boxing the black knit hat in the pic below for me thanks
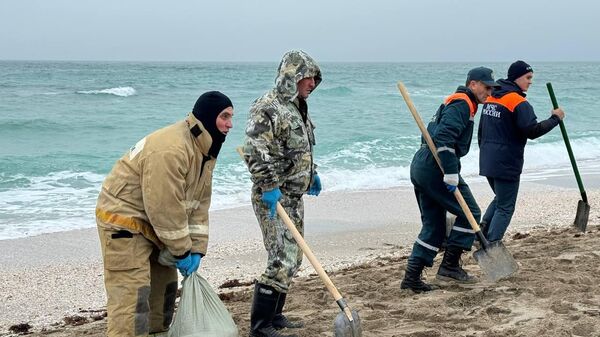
[507,60,533,82]
[192,91,233,158]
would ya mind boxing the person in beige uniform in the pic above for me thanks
[96,91,234,337]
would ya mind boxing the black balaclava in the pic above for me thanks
[192,91,233,158]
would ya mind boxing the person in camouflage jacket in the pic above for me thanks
[243,50,322,337]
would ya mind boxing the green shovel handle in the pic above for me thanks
[546,82,588,203]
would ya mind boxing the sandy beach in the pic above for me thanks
[1,177,600,336]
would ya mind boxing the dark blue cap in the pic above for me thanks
[467,67,500,87]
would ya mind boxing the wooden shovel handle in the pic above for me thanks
[236,147,354,322]
[397,82,482,233]
[275,203,354,321]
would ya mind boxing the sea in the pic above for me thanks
[1,61,599,240]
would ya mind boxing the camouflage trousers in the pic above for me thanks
[97,222,178,336]
[252,189,304,293]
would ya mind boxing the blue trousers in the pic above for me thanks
[482,176,520,242]
[409,159,481,267]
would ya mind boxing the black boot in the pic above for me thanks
[400,257,436,293]
[272,293,304,329]
[436,245,476,283]
[249,284,297,337]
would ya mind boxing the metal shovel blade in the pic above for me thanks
[334,309,362,337]
[574,200,590,232]
[473,240,519,282]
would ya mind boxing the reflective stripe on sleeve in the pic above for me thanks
[437,146,456,154]
[189,223,209,235]
[185,200,201,210]
[452,226,476,234]
[156,226,190,241]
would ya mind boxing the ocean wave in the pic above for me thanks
[318,86,353,96]
[322,165,412,191]
[439,135,600,181]
[2,135,600,240]
[318,137,418,170]
[315,135,600,191]
[76,86,136,97]
[0,118,68,131]
[0,171,105,240]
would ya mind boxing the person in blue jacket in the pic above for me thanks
[478,60,565,242]
[401,67,499,293]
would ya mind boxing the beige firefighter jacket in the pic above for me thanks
[96,113,215,257]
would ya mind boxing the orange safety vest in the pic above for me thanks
[444,93,477,117]
[485,92,526,112]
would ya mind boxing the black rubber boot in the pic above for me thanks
[272,293,304,329]
[436,245,476,283]
[400,257,436,293]
[249,284,297,337]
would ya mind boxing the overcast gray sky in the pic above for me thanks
[1,0,598,62]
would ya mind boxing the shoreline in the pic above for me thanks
[4,167,599,242]
[2,167,600,242]
[1,178,599,332]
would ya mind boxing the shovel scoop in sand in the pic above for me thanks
[333,305,362,337]
[274,204,362,337]
[398,82,519,282]
[236,148,362,337]
[472,236,520,282]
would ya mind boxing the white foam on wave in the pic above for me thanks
[458,136,600,180]
[526,136,600,166]
[0,167,253,240]
[77,86,136,97]
[0,171,105,240]
[316,135,600,191]
[321,165,412,192]
[2,136,599,240]
[210,162,253,210]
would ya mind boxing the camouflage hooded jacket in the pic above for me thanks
[243,50,322,194]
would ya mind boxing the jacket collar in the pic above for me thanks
[185,113,212,157]
[493,79,527,98]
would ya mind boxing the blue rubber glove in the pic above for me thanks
[443,173,458,193]
[261,187,282,219]
[307,174,322,196]
[175,253,202,277]
[445,183,457,193]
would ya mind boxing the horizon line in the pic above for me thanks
[1,58,599,64]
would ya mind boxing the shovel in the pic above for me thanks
[546,82,590,232]
[397,82,519,282]
[236,147,362,337]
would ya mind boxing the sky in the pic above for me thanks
[1,0,599,62]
